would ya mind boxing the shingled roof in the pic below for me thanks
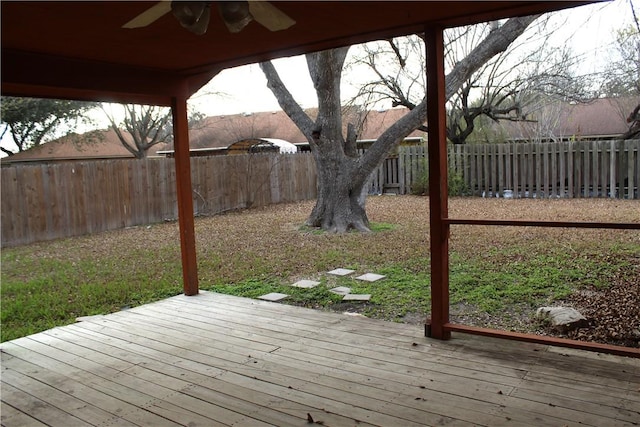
[181,107,423,150]
[0,129,171,165]
[496,97,634,142]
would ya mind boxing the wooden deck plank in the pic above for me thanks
[0,401,50,427]
[230,351,524,426]
[2,339,271,427]
[247,347,623,427]
[190,293,640,381]
[1,343,209,427]
[72,313,476,421]
[152,295,544,381]
[54,326,381,427]
[509,387,639,425]
[1,367,140,427]
[0,383,90,427]
[214,370,434,427]
[1,292,638,427]
[152,294,542,374]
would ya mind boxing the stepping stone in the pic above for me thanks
[343,294,371,301]
[355,273,386,282]
[258,292,289,302]
[329,286,351,295]
[343,312,366,317]
[327,268,356,276]
[291,279,321,289]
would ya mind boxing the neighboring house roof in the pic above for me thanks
[1,107,425,164]
[1,129,171,165]
[4,99,633,165]
[167,107,425,152]
[496,97,635,142]
[229,138,298,154]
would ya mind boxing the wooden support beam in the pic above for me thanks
[445,324,640,358]
[446,218,640,230]
[172,94,199,296]
[424,25,450,340]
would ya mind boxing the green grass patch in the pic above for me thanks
[298,222,396,234]
[1,253,183,342]
[204,277,344,308]
[449,248,634,313]
[369,222,397,232]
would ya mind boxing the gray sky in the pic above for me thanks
[189,0,634,117]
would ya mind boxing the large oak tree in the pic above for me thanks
[260,16,538,232]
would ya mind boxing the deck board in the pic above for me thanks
[2,291,639,427]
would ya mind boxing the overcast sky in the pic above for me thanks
[189,0,635,117]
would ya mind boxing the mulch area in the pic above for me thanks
[558,271,640,348]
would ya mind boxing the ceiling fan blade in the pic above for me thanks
[123,1,172,29]
[248,1,295,32]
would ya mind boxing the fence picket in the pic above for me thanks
[628,141,638,199]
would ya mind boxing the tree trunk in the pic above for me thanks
[306,144,371,232]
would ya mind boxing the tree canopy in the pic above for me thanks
[102,104,204,159]
[0,97,96,156]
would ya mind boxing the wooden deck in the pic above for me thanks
[1,291,638,427]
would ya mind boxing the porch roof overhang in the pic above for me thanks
[2,1,588,104]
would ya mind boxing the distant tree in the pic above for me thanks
[219,113,278,144]
[600,23,640,139]
[0,97,96,156]
[348,16,592,145]
[102,104,204,159]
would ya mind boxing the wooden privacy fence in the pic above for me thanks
[2,140,639,247]
[370,140,640,199]
[1,153,317,247]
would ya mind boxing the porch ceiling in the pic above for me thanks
[2,1,589,105]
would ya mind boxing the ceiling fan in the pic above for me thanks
[122,1,296,35]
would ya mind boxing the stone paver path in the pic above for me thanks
[343,294,371,301]
[355,273,385,282]
[327,268,356,276]
[258,292,289,302]
[291,279,321,288]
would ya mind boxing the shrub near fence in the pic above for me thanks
[1,153,317,247]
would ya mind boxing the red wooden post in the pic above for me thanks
[425,25,451,340]
[172,94,199,295]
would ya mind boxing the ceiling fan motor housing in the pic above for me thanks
[218,1,253,33]
[171,1,212,34]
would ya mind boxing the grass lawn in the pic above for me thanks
[2,196,639,346]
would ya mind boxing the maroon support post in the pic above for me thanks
[425,25,451,339]
[172,93,199,295]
